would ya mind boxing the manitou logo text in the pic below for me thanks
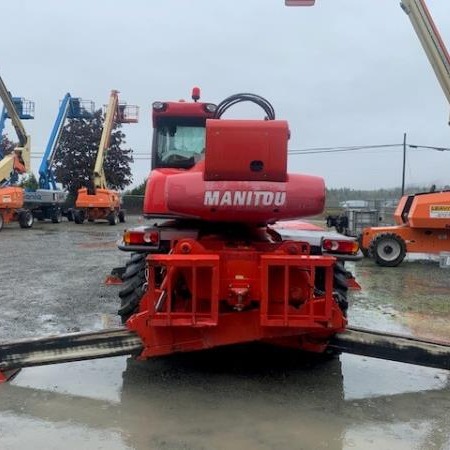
[204,190,286,207]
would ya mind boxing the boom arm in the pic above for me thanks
[401,0,450,124]
[40,94,94,191]
[0,74,32,185]
[0,106,7,159]
[92,90,138,191]
[39,94,72,190]
[286,0,450,125]
[93,90,120,190]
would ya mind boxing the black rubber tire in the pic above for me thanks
[122,259,145,279]
[332,261,349,315]
[369,233,406,267]
[108,211,119,226]
[19,210,34,229]
[0,213,3,231]
[126,253,145,267]
[119,276,144,299]
[118,210,125,223]
[315,261,348,316]
[51,209,63,224]
[118,255,147,323]
[74,209,85,224]
[118,286,145,321]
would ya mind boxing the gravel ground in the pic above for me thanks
[0,218,449,450]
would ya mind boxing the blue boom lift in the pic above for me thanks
[24,93,94,223]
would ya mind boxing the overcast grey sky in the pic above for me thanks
[2,0,450,190]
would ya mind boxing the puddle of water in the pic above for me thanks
[349,258,450,341]
[341,353,448,400]
[2,345,450,450]
[0,413,131,450]
[344,421,433,450]
[11,357,127,403]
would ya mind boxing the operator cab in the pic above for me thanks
[154,117,207,169]
[151,88,216,170]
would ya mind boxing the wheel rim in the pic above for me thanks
[378,238,401,262]
[26,213,33,227]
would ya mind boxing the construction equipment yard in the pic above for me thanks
[2,1,450,449]
[0,219,449,450]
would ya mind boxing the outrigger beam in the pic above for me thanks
[330,327,450,371]
[0,328,142,377]
[0,326,449,382]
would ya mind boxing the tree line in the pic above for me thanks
[325,185,449,207]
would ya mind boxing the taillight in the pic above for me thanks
[123,230,159,246]
[322,239,359,254]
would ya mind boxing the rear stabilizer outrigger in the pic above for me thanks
[0,326,449,383]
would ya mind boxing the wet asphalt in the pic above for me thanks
[0,218,449,450]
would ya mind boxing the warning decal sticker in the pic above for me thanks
[430,205,450,218]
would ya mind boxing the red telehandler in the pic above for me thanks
[116,91,348,357]
[1,3,450,381]
[116,89,361,330]
[1,92,449,382]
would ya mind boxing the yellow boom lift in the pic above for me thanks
[73,90,138,225]
[0,73,34,231]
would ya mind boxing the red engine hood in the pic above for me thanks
[143,166,325,223]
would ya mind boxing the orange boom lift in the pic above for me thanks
[73,90,138,225]
[0,72,34,231]
[359,0,450,266]
[290,1,450,267]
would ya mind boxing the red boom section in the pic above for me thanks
[143,119,325,222]
[165,169,325,222]
[126,239,346,358]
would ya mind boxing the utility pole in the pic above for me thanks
[401,132,407,196]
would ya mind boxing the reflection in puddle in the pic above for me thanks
[11,357,127,403]
[341,354,448,400]
[2,344,449,450]
[348,259,450,341]
[0,413,131,450]
[344,421,431,450]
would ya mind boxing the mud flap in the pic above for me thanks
[0,368,21,384]
[105,266,126,285]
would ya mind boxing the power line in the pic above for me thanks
[408,144,450,151]
[288,144,403,155]
[28,142,450,160]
